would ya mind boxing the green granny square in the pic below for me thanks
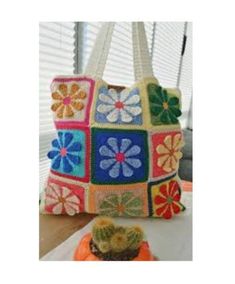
[147,83,182,125]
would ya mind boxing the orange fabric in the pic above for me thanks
[181,180,193,192]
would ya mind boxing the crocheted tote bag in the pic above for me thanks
[40,22,186,219]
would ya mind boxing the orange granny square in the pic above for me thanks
[88,183,148,217]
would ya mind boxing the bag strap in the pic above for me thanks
[132,22,154,81]
[84,22,115,79]
[84,22,154,81]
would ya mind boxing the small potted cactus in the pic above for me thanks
[73,217,157,261]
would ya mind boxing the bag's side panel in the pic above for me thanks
[148,175,185,219]
[40,75,96,215]
[139,78,185,219]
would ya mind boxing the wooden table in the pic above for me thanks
[40,213,96,258]
[39,181,192,258]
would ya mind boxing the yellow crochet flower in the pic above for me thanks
[51,83,87,118]
[156,134,184,172]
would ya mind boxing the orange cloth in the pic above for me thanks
[181,180,192,192]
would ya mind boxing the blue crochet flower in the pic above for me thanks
[47,132,82,173]
[99,137,142,178]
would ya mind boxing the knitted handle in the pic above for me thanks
[84,22,115,78]
[84,22,154,81]
[132,22,154,81]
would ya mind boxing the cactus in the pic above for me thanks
[114,225,126,234]
[126,226,144,250]
[92,217,115,244]
[110,232,128,253]
[97,241,111,253]
[92,217,145,255]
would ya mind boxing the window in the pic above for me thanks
[39,21,192,191]
[39,22,75,191]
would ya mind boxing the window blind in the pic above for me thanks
[179,22,193,128]
[39,22,75,192]
[151,22,185,88]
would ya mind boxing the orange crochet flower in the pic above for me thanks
[156,134,184,173]
[51,83,87,118]
[154,180,182,219]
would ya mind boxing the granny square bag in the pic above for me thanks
[40,22,185,219]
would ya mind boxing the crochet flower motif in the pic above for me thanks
[45,183,80,215]
[99,137,142,178]
[156,134,184,173]
[51,83,87,118]
[47,132,82,173]
[97,87,142,123]
[154,181,182,219]
[99,192,143,217]
[148,84,182,124]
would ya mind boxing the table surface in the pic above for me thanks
[39,181,192,258]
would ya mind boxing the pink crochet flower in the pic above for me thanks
[45,183,80,216]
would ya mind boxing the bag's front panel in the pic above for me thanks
[40,76,185,219]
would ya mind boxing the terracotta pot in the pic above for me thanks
[73,233,157,261]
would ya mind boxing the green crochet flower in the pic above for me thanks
[99,192,143,217]
[148,84,182,125]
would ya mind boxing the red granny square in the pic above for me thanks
[151,130,184,179]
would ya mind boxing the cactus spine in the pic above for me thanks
[126,226,144,250]
[97,241,111,253]
[92,217,115,244]
[110,232,128,253]
[114,226,126,234]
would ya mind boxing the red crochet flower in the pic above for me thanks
[154,181,181,219]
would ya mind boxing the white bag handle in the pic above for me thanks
[84,22,154,81]
[132,22,154,81]
[84,22,115,79]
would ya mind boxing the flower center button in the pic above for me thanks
[60,147,67,157]
[115,152,125,162]
[63,96,71,105]
[115,101,124,109]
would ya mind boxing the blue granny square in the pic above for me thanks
[47,129,86,179]
[95,86,143,125]
[91,128,149,184]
